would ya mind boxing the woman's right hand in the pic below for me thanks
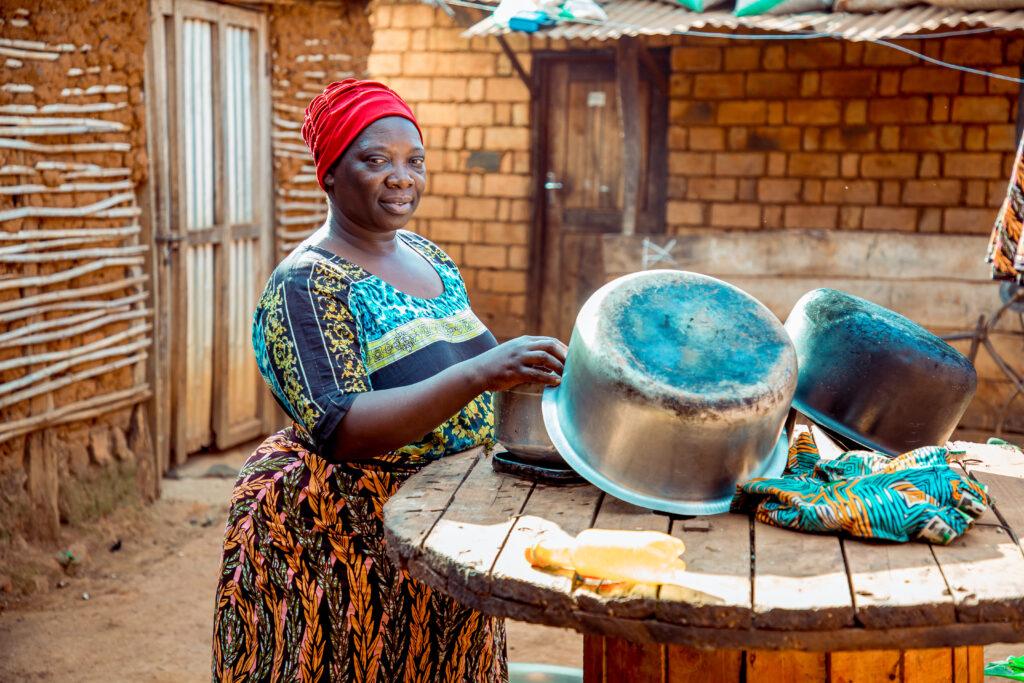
[467,335,568,393]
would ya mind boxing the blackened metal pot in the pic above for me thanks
[784,289,977,456]
[494,382,566,466]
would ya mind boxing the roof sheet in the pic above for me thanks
[458,1,1024,42]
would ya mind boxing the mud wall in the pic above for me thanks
[0,0,154,543]
[268,1,373,256]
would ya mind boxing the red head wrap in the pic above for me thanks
[301,79,422,191]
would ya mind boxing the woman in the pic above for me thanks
[212,80,566,682]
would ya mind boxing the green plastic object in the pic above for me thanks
[986,655,1024,681]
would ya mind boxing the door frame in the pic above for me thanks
[527,48,670,336]
[145,0,274,468]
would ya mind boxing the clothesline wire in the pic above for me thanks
[441,0,1024,83]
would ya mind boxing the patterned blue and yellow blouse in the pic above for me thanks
[252,229,498,465]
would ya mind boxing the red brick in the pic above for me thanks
[401,51,441,77]
[901,67,961,95]
[455,102,494,127]
[763,46,785,70]
[943,207,998,234]
[478,269,528,294]
[821,126,877,152]
[390,4,440,28]
[879,71,900,97]
[942,152,1003,178]
[845,100,867,125]
[666,201,704,225]
[718,101,767,125]
[671,46,723,72]
[881,180,901,205]
[688,178,737,201]
[416,195,449,219]
[433,53,496,77]
[670,101,716,125]
[902,180,963,206]
[987,180,1008,207]
[861,153,917,178]
[724,46,760,71]
[789,153,839,178]
[368,52,402,76]
[839,206,863,230]
[714,152,766,176]
[482,173,530,198]
[787,43,842,69]
[429,172,468,196]
[693,73,745,99]
[748,126,800,151]
[822,180,878,204]
[669,74,693,97]
[951,96,1011,123]
[965,125,987,151]
[863,42,918,66]
[786,100,841,125]
[900,125,963,151]
[942,38,1003,66]
[841,153,859,178]
[918,207,942,233]
[758,178,802,203]
[711,203,762,228]
[987,124,1016,151]
[670,152,714,176]
[932,96,951,123]
[767,152,786,176]
[988,67,1019,96]
[868,98,929,124]
[879,126,900,151]
[820,70,877,97]
[455,197,498,220]
[863,206,917,231]
[728,127,748,151]
[464,244,507,268]
[738,178,757,201]
[804,128,821,153]
[430,220,471,243]
[801,72,819,97]
[745,72,800,98]
[483,127,529,151]
[784,205,838,229]
[688,127,725,151]
[919,153,940,178]
[767,102,785,125]
[485,77,530,103]
[803,179,823,203]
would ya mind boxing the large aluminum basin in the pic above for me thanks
[542,270,797,515]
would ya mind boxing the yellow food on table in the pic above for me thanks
[525,528,686,584]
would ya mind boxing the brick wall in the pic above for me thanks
[369,5,1020,344]
[665,37,1019,237]
[369,2,534,340]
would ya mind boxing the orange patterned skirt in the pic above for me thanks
[212,429,507,682]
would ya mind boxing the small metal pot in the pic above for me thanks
[785,289,977,456]
[542,270,797,516]
[494,382,566,466]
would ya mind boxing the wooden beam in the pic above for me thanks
[637,41,667,95]
[616,37,641,237]
[496,34,535,99]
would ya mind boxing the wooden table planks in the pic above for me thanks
[383,444,1024,652]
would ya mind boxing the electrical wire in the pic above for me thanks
[442,0,1024,83]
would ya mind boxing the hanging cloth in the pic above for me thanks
[987,133,1024,282]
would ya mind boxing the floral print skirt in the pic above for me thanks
[212,429,507,682]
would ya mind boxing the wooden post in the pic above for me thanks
[616,37,641,237]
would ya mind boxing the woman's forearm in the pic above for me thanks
[325,360,485,461]
[324,335,567,462]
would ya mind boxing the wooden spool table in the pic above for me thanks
[383,440,1024,682]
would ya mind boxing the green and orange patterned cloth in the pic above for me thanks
[212,232,505,682]
[988,134,1024,282]
[731,431,992,544]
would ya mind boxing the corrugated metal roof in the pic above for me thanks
[459,1,1024,41]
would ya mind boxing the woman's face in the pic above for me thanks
[324,116,425,237]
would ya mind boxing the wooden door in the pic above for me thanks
[536,53,667,342]
[149,0,272,464]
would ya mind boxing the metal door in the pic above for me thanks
[149,0,272,463]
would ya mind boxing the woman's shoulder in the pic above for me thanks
[271,243,369,289]
[399,230,459,270]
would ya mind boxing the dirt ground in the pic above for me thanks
[0,436,1021,682]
